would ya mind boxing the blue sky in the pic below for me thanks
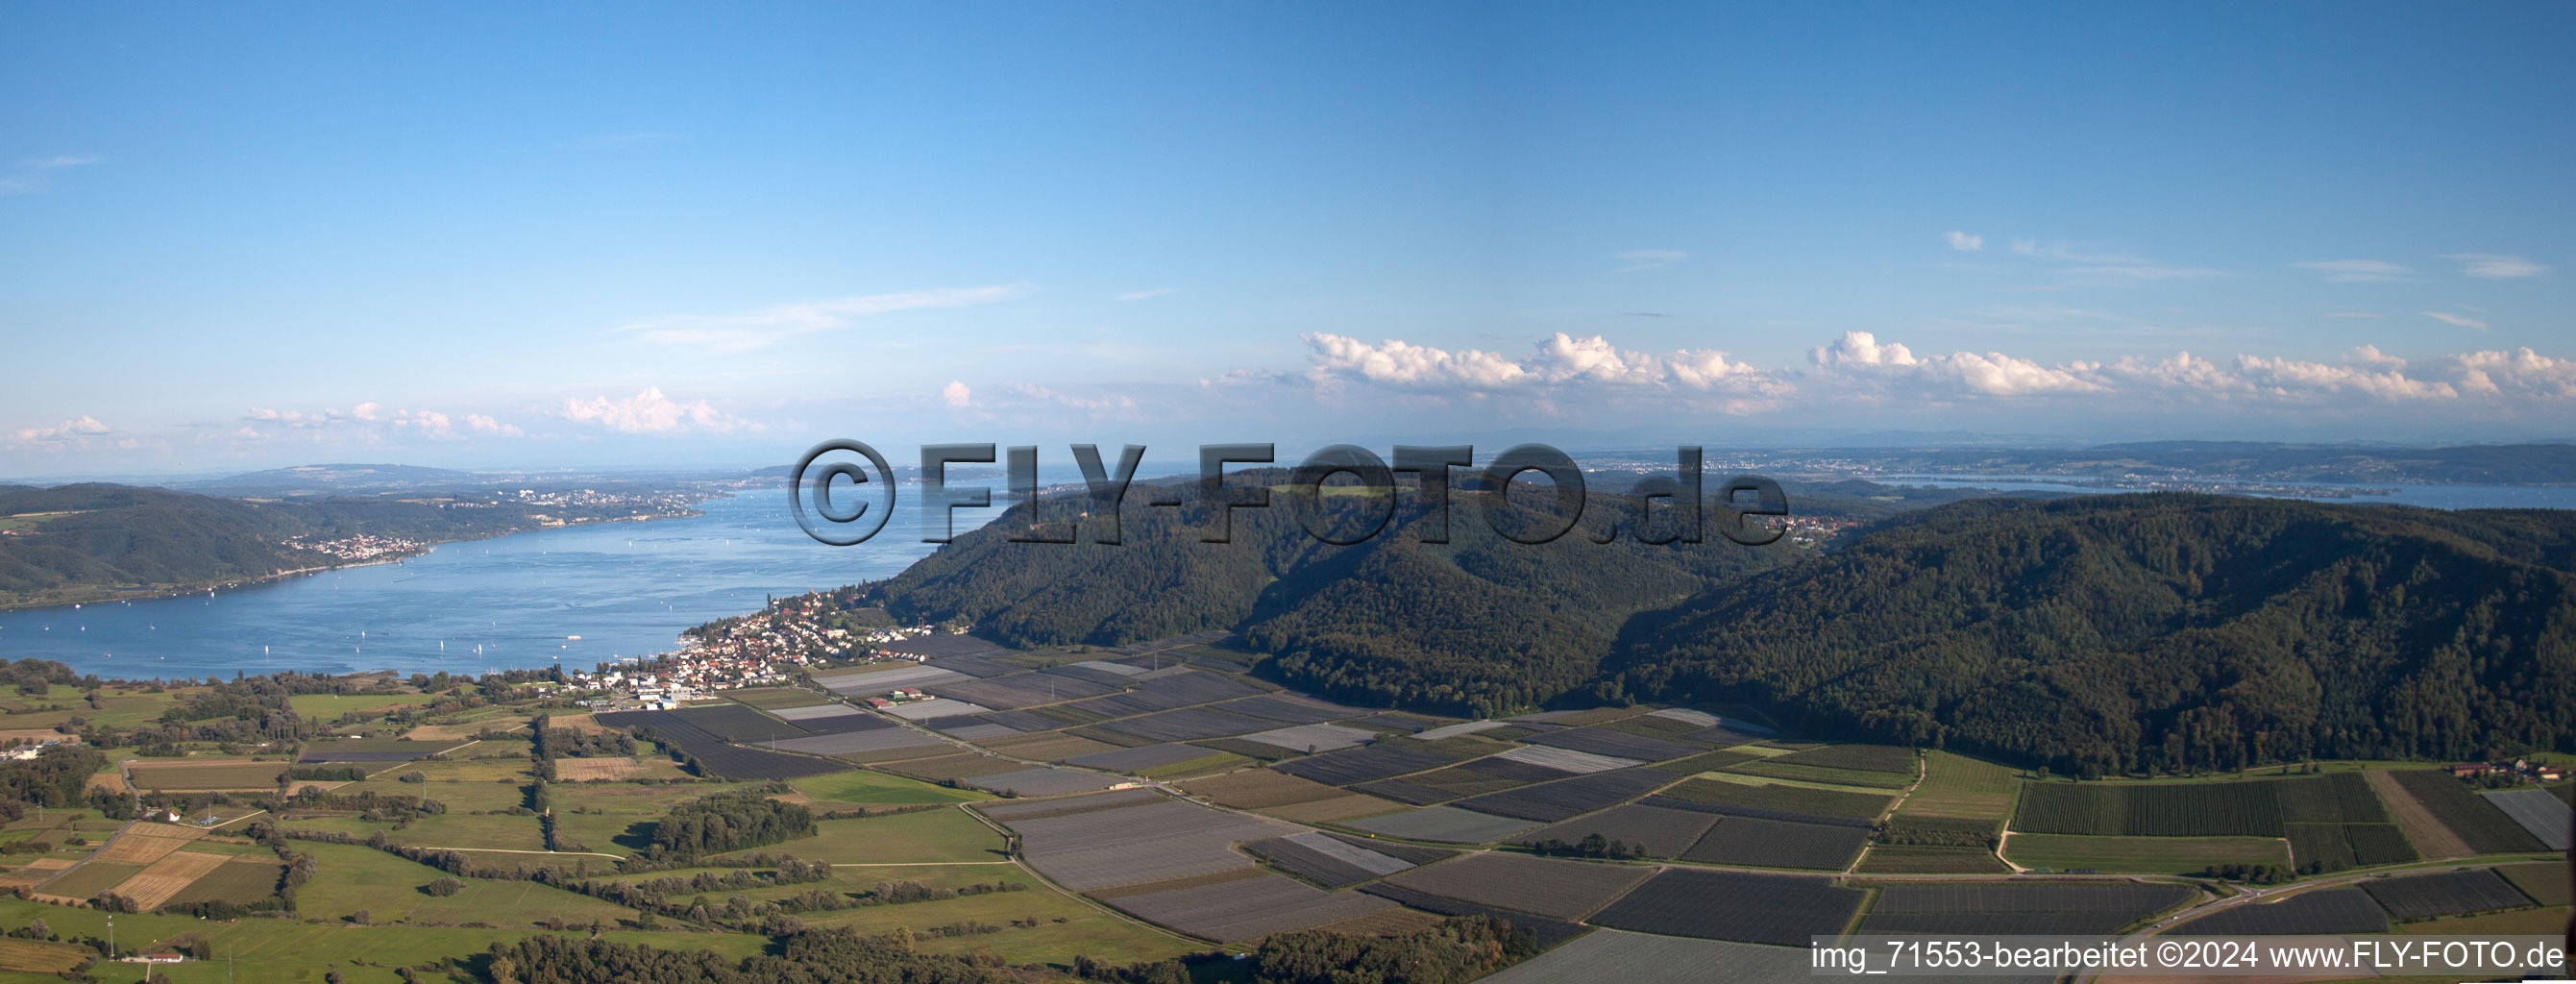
[4,2,2570,478]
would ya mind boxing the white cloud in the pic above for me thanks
[1303,334,1533,389]
[558,386,743,433]
[1613,249,1687,272]
[2447,254,2546,279]
[351,402,382,421]
[11,415,110,442]
[1945,231,1983,252]
[2421,311,2490,331]
[465,414,524,437]
[1810,332,2101,397]
[616,284,1028,353]
[2294,259,2412,283]
[1115,287,1177,302]
[0,154,100,195]
[941,381,971,408]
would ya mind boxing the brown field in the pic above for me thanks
[0,728,70,744]
[0,858,74,890]
[1261,793,1409,824]
[94,823,207,865]
[1313,907,1448,937]
[1088,866,1269,900]
[982,731,1122,761]
[881,753,1023,782]
[0,937,92,973]
[837,743,958,764]
[2365,770,2471,858]
[128,760,289,791]
[1182,770,1343,809]
[164,856,286,907]
[117,849,231,909]
[84,772,127,795]
[404,717,529,741]
[552,757,641,781]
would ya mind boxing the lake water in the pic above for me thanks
[0,489,994,680]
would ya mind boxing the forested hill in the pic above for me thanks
[0,483,675,608]
[1607,494,2576,775]
[871,478,1804,714]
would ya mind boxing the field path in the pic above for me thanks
[2363,769,2471,858]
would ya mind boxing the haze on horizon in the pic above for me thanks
[4,3,2571,480]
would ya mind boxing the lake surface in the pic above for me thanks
[0,489,994,680]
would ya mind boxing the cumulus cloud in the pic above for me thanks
[11,415,110,442]
[1614,250,1687,272]
[1945,231,1983,252]
[616,284,1028,353]
[558,387,743,433]
[1810,332,2102,397]
[942,381,971,408]
[2294,259,2412,282]
[2448,254,2546,279]
[465,414,524,437]
[1302,332,1767,395]
[2421,311,2490,331]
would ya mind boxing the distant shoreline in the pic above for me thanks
[0,508,699,615]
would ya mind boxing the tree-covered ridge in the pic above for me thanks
[1610,494,2576,775]
[0,482,694,607]
[871,477,1797,716]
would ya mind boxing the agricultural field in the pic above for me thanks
[284,692,439,720]
[0,937,92,973]
[1512,802,1718,858]
[1729,758,1914,789]
[719,807,1006,865]
[1378,852,1650,920]
[289,841,635,927]
[1243,831,1420,888]
[1105,873,1393,943]
[2498,861,2572,906]
[789,863,1196,966]
[1649,776,1890,823]
[2358,868,2538,922]
[1451,768,1673,823]
[1585,869,1864,947]
[2168,887,2390,935]
[2482,788,2574,850]
[993,793,1294,893]
[1358,882,1589,949]
[1521,726,1703,762]
[1340,806,1539,844]
[2004,833,2291,874]
[2012,778,2287,837]
[1854,846,2012,873]
[1862,881,2196,935]
[2384,770,2547,854]
[1181,769,1344,809]
[787,768,990,805]
[1476,930,1807,984]
[1770,743,1916,774]
[1680,816,1869,871]
[127,759,290,791]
